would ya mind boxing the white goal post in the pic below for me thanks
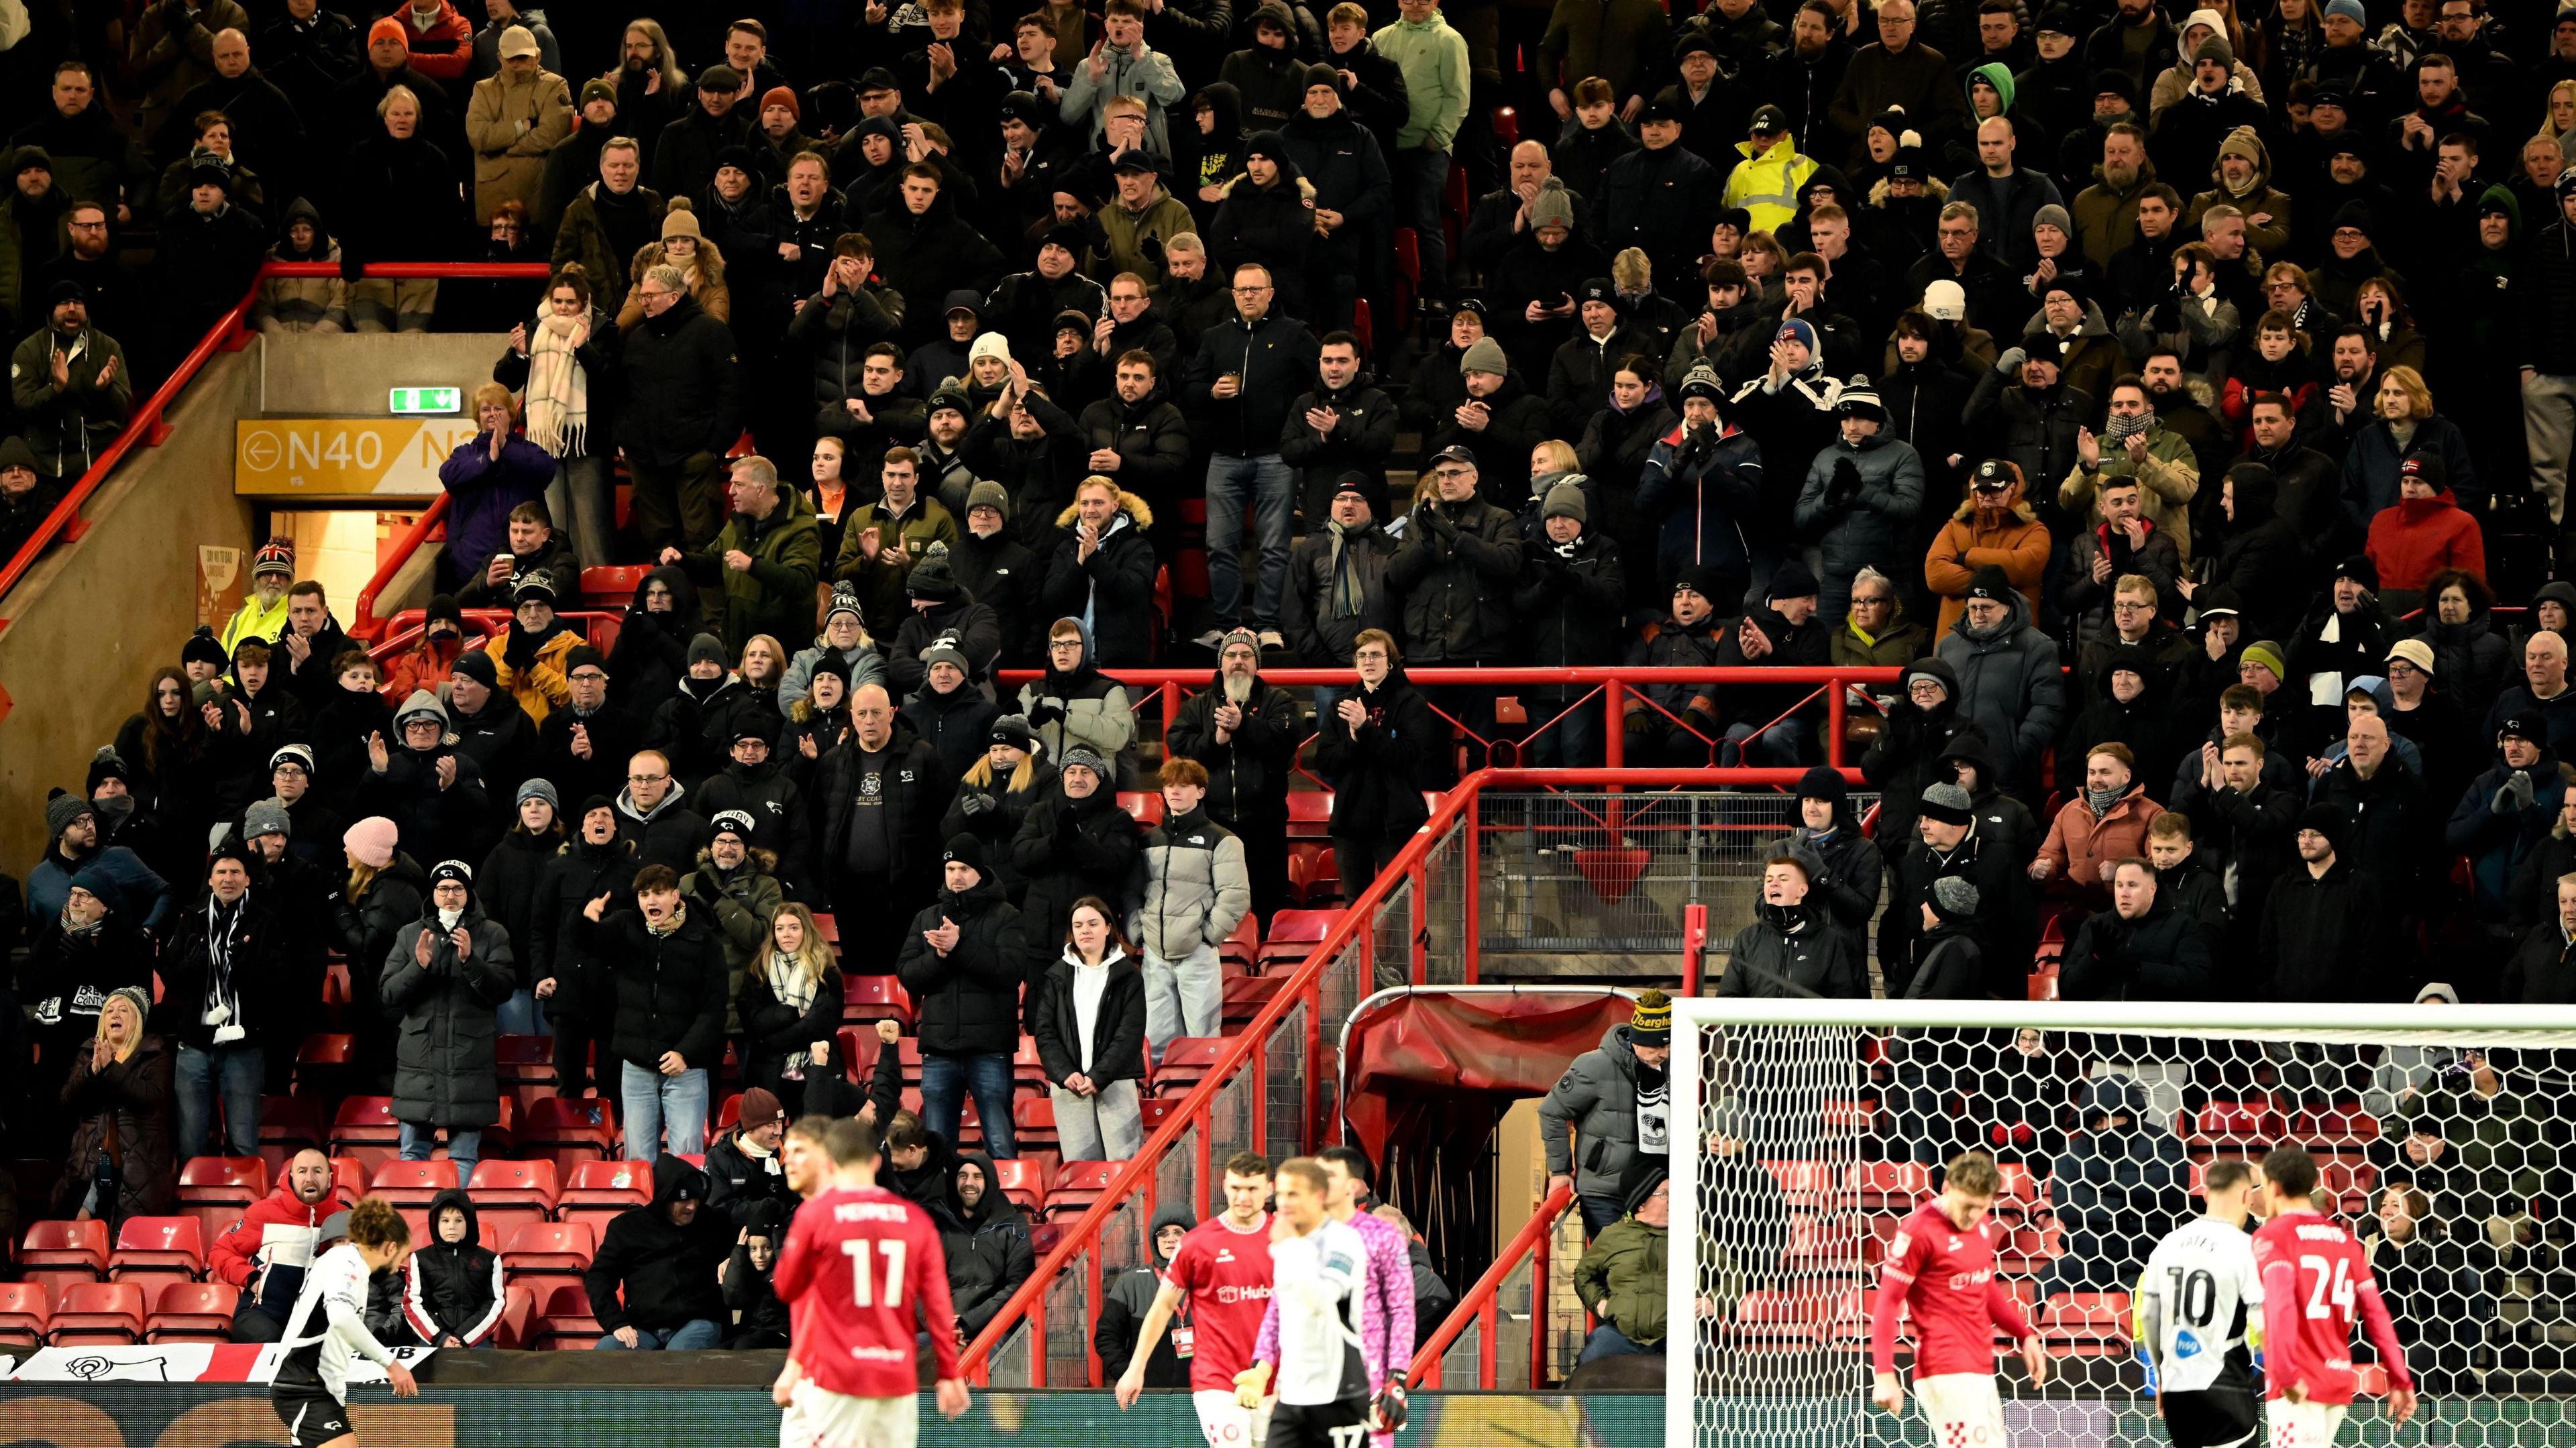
[1665,997,2576,1448]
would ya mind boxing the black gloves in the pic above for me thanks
[1029,699,1067,728]
[1138,233,1163,268]
[1827,457,1862,504]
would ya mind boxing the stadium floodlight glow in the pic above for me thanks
[1666,997,2576,1448]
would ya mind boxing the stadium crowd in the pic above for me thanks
[10,0,2576,1375]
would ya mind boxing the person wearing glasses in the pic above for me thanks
[2065,472,2180,646]
[612,747,707,875]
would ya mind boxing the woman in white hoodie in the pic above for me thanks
[1032,895,1150,1160]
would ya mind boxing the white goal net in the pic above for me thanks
[1665,998,2576,1447]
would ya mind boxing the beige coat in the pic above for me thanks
[464,66,574,223]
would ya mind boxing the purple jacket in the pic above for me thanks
[437,432,557,570]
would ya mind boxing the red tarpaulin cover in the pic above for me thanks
[1342,989,1640,1165]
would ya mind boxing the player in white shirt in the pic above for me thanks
[270,1199,421,1448]
[1236,1158,1370,1448]
[2137,1159,2267,1448]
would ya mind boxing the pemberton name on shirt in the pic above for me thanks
[834,1201,913,1224]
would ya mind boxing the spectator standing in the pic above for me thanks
[619,262,745,554]
[666,454,822,656]
[1794,378,1925,622]
[2041,1074,2191,1294]
[1783,766,1883,966]
[2033,742,2163,912]
[1511,482,1625,766]
[1011,742,1144,981]
[55,985,174,1223]
[156,846,283,1161]
[1635,364,1763,603]
[584,1154,731,1350]
[382,859,512,1182]
[2257,803,2390,1004]
[897,836,1028,1159]
[1933,565,2065,795]
[816,684,945,959]
[1316,629,1446,891]
[1540,991,1672,1237]
[2059,856,2218,999]
[1371,0,1468,297]
[462,26,570,223]
[1165,630,1305,921]
[437,383,555,592]
[1129,757,1250,1052]
[1185,261,1318,648]
[576,863,726,1157]
[1015,618,1137,768]
[1034,897,1150,1160]
[12,281,129,480]
[1040,478,1159,668]
[737,904,843,1113]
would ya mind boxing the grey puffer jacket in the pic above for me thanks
[1126,808,1251,959]
[1932,584,2068,789]
[381,903,515,1129]
[778,640,889,716]
[1791,431,1927,620]
[1538,1023,1665,1199]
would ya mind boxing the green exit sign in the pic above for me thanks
[388,387,462,415]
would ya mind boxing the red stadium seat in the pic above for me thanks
[501,1219,596,1275]
[537,1282,603,1349]
[1117,790,1165,826]
[1286,792,1334,837]
[330,1156,369,1207]
[1849,1161,1931,1211]
[146,1280,239,1341]
[470,1158,561,1211]
[1255,909,1335,968]
[371,1159,461,1208]
[559,1160,654,1222]
[329,1097,402,1173]
[497,1284,536,1349]
[523,1095,618,1167]
[994,1157,1049,1215]
[841,974,912,1029]
[579,565,651,604]
[1218,914,1260,972]
[1222,973,1287,1028]
[714,1093,743,1136]
[1014,1035,1046,1093]
[1013,1095,1059,1149]
[22,1217,109,1273]
[107,1217,205,1282]
[49,1280,147,1345]
[1138,1097,1179,1133]
[1043,1160,1122,1219]
[1150,1037,1228,1098]
[0,1282,50,1344]
[178,1156,268,1208]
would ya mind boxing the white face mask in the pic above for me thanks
[437,906,465,930]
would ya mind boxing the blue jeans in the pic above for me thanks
[398,1123,482,1183]
[920,1051,1017,1158]
[1205,453,1295,630]
[1577,1192,1625,1239]
[1722,719,1806,768]
[1394,147,1452,295]
[1578,1323,1657,1363]
[620,1060,710,1157]
[1525,700,1603,767]
[593,1319,722,1350]
[495,990,551,1038]
[174,1042,264,1160]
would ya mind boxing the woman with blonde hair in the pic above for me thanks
[738,633,788,710]
[2547,79,2576,163]
[2341,362,2477,524]
[615,202,730,331]
[737,902,844,1111]
[436,380,557,591]
[56,984,174,1222]
[939,714,1058,897]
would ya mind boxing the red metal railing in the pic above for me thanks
[959,766,1857,1387]
[352,495,451,641]
[997,666,1899,773]
[0,261,551,624]
[1407,1181,1577,1390]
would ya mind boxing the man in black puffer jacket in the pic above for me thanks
[896,836,1030,1159]
[581,1154,733,1349]
[1860,659,1974,852]
[531,799,639,1107]
[575,862,729,1159]
[1513,483,1626,767]
[1388,447,1525,741]
[1039,481,1159,668]
[1010,744,1144,986]
[815,687,947,960]
[1165,630,1307,922]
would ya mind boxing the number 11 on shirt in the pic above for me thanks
[841,1237,910,1307]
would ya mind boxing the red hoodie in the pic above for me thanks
[2365,487,2485,598]
[211,1178,351,1309]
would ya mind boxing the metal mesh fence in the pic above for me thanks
[1474,789,1879,968]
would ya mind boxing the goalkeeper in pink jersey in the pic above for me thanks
[1870,1152,2050,1445]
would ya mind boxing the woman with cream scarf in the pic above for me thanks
[737,903,843,1114]
[496,262,625,567]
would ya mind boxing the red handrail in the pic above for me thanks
[958,766,1853,1382]
[352,495,450,641]
[0,260,553,620]
[1405,1181,1576,1390]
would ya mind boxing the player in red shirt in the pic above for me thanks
[1869,1151,2047,1445]
[1116,1149,1277,1447]
[771,1115,971,1448]
[2251,1147,2417,1448]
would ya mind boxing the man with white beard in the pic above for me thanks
[1163,628,1308,924]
